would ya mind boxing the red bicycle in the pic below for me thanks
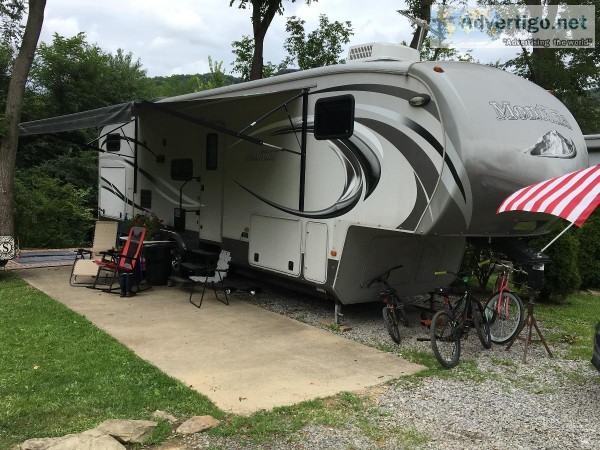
[483,259,526,344]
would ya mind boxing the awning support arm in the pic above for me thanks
[86,119,135,147]
[239,90,305,135]
[139,100,301,156]
[47,133,134,159]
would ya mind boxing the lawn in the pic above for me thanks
[0,270,222,448]
[535,292,600,360]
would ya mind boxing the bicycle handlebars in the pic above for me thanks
[480,258,528,276]
[367,264,403,287]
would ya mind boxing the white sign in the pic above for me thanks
[0,236,16,260]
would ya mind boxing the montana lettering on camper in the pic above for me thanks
[489,101,572,129]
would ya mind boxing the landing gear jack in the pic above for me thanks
[334,299,344,325]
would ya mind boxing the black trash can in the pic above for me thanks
[144,243,172,286]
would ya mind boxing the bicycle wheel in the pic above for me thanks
[382,306,401,344]
[484,291,524,344]
[430,310,461,368]
[472,299,492,349]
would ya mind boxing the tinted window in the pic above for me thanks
[314,95,355,140]
[140,189,152,209]
[171,158,193,181]
[206,133,218,170]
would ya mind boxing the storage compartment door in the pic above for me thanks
[249,215,301,276]
[304,222,328,284]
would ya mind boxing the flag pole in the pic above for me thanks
[540,221,576,253]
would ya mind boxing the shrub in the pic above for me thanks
[576,211,600,289]
[13,169,95,248]
[530,223,581,302]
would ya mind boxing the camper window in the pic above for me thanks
[314,95,355,140]
[141,189,152,209]
[206,133,218,170]
[171,158,193,181]
[106,133,121,152]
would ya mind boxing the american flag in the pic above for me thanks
[497,165,600,227]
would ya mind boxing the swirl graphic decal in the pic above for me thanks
[236,125,381,219]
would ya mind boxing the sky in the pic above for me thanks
[39,0,517,77]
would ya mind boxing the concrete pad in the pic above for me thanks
[16,266,423,414]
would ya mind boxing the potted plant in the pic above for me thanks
[124,213,164,239]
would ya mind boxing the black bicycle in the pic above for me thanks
[367,265,408,344]
[429,272,492,368]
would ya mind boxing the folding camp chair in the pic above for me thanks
[93,226,146,293]
[69,220,119,286]
[186,250,231,308]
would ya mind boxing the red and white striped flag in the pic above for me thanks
[497,165,600,227]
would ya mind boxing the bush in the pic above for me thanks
[530,223,581,302]
[13,169,95,248]
[576,211,600,289]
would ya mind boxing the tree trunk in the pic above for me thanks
[250,30,265,81]
[0,0,46,236]
[249,0,279,80]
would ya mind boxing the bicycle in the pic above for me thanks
[367,265,408,344]
[482,259,526,344]
[429,271,492,368]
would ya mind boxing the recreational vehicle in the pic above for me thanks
[20,43,588,306]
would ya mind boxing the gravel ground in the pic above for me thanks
[177,275,600,450]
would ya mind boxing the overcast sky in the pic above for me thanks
[39,0,516,77]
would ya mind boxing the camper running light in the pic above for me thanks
[433,66,444,73]
[409,94,431,107]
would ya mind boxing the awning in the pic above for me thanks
[18,84,310,137]
[497,165,600,227]
[19,102,135,136]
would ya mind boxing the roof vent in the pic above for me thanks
[347,42,420,63]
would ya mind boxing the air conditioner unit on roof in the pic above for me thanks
[347,42,420,63]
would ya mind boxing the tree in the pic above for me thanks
[231,35,287,80]
[18,32,156,170]
[229,0,315,80]
[405,0,434,50]
[283,14,353,69]
[0,0,45,237]
[30,33,155,117]
[232,13,352,79]
[14,167,94,247]
[12,31,158,246]
[193,56,228,91]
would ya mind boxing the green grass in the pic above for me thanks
[0,271,223,448]
[534,293,600,360]
[211,392,360,445]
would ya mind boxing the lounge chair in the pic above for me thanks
[69,221,119,286]
[93,226,146,293]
